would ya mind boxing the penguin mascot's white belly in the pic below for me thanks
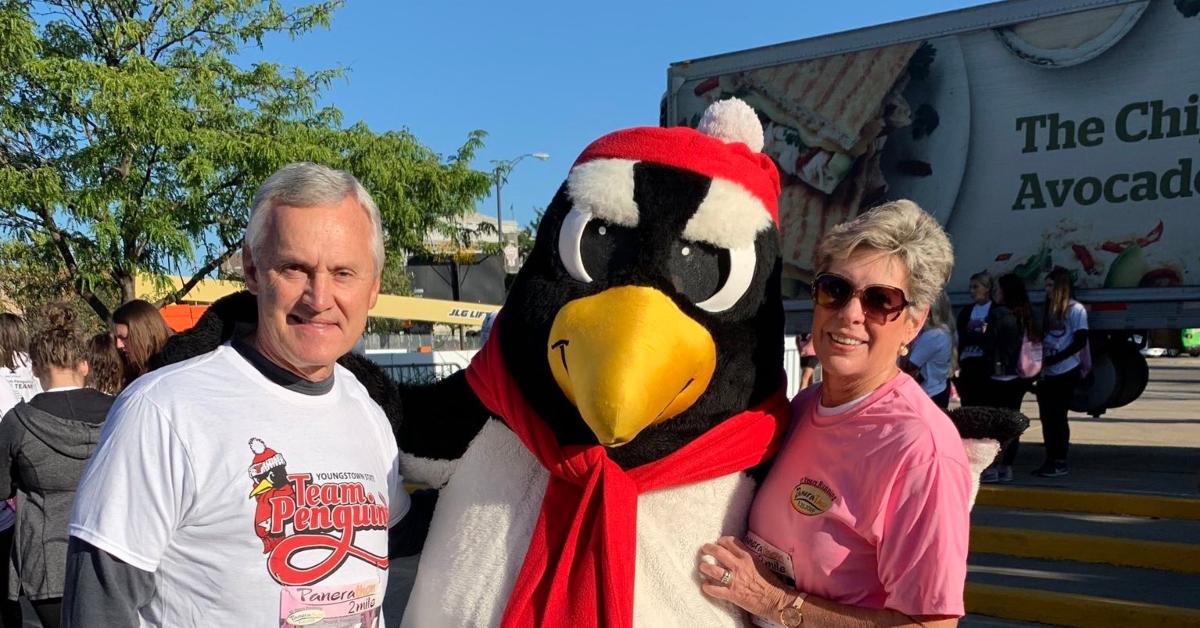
[400,419,756,628]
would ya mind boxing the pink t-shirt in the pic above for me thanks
[747,373,971,619]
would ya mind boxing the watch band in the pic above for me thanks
[779,591,807,627]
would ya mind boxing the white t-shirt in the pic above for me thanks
[0,379,16,531]
[1,352,41,402]
[0,378,16,417]
[908,328,952,396]
[69,345,408,627]
[1043,301,1089,377]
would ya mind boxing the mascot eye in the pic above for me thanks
[668,241,756,313]
[558,207,638,283]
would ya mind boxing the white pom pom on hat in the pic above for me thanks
[697,98,764,153]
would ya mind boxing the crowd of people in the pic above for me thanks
[0,159,1096,627]
[0,301,172,627]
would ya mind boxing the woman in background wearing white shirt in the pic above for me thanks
[0,374,16,628]
[0,315,32,628]
[0,314,40,403]
[1034,268,1089,478]
[902,292,955,408]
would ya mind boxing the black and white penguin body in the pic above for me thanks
[402,420,758,627]
[398,98,789,627]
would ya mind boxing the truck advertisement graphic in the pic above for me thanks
[666,0,1200,413]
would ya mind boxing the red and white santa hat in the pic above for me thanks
[566,98,780,250]
[248,438,286,475]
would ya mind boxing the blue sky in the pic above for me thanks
[271,0,988,230]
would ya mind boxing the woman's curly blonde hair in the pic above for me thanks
[814,199,954,313]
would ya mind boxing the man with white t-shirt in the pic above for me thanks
[63,163,411,627]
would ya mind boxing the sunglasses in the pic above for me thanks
[812,273,909,323]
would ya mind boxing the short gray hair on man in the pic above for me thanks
[245,162,385,275]
[813,199,954,312]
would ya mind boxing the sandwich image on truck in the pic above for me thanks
[665,0,1200,416]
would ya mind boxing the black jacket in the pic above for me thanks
[956,302,996,364]
[0,388,112,600]
[988,305,1020,378]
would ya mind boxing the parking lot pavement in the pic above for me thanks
[998,357,1200,496]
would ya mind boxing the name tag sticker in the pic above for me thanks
[279,577,381,627]
[745,531,795,628]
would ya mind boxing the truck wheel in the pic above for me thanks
[1106,346,1149,409]
[1070,352,1117,416]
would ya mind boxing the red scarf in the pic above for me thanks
[465,324,790,628]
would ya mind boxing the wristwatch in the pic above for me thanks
[779,592,807,627]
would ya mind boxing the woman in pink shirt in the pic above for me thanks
[697,200,971,628]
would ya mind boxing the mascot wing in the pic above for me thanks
[947,406,1031,507]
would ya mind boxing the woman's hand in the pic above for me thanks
[697,536,793,619]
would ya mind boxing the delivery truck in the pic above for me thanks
[665,0,1200,415]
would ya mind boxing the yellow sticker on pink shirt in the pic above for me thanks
[790,477,837,516]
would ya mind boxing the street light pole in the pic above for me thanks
[495,163,505,247]
[491,152,550,248]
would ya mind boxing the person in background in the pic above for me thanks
[0,304,114,628]
[796,333,819,389]
[0,380,15,417]
[955,271,993,407]
[84,333,124,396]
[0,314,41,402]
[0,380,15,628]
[1034,267,1088,478]
[110,299,172,387]
[981,274,1040,483]
[698,200,969,627]
[0,315,35,628]
[901,292,955,408]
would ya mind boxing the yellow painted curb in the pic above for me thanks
[971,526,1200,574]
[976,486,1200,521]
[966,582,1200,628]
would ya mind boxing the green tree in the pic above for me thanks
[0,0,492,322]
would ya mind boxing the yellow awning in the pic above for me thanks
[135,274,500,327]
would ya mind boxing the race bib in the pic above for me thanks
[279,577,382,627]
[745,531,795,628]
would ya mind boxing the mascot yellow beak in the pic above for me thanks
[547,286,716,447]
[249,478,274,498]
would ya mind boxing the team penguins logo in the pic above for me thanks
[248,438,295,552]
[245,438,391,586]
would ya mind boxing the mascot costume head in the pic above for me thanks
[155,98,1025,628]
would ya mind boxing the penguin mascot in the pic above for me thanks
[152,98,1025,628]
[401,98,796,628]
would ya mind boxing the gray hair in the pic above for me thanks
[245,162,385,275]
[814,199,954,312]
